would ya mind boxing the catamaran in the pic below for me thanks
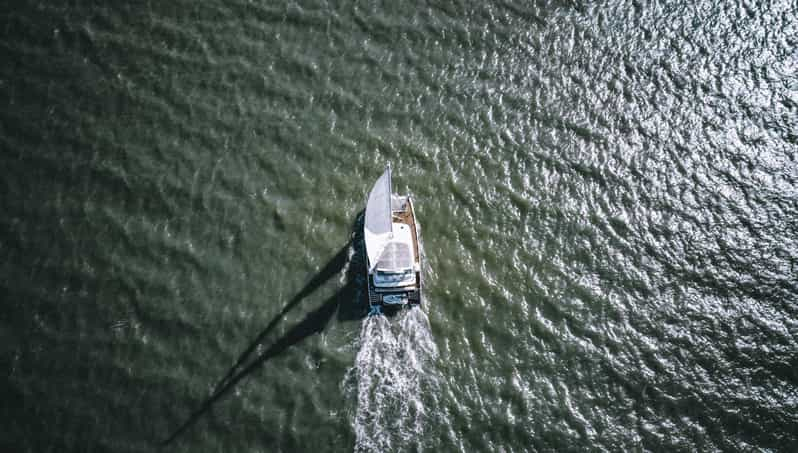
[364,164,422,313]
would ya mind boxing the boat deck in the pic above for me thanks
[392,200,420,263]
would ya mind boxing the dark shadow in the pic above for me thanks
[336,211,370,322]
[212,241,353,393]
[160,211,368,446]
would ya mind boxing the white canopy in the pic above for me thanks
[364,165,392,272]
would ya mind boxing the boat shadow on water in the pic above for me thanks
[160,210,393,446]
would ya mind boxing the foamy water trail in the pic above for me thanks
[346,307,438,452]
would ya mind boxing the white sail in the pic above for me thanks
[364,166,392,271]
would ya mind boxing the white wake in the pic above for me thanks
[344,307,438,452]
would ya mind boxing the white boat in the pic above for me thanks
[364,164,422,311]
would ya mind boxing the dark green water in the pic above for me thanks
[2,1,797,451]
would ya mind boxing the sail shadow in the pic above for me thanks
[160,289,345,446]
[212,241,352,393]
[161,212,367,446]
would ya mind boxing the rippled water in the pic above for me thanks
[2,0,797,451]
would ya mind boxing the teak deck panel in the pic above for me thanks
[393,201,420,263]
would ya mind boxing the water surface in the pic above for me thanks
[2,0,797,451]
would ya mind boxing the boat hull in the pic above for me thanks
[365,195,422,308]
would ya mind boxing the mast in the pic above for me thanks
[387,163,393,237]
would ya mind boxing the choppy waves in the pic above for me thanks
[3,0,797,451]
